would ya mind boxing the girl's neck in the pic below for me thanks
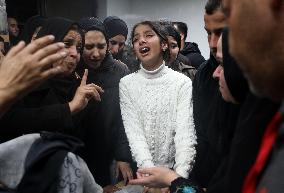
[142,59,164,71]
[140,61,167,79]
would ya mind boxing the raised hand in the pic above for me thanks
[69,69,104,114]
[0,35,67,117]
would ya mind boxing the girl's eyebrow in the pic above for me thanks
[134,30,154,38]
[144,30,154,33]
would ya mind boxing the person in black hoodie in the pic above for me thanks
[172,21,205,69]
[77,17,133,189]
[0,17,103,142]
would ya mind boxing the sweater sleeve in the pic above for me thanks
[174,80,197,178]
[119,80,154,168]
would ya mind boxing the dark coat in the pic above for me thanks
[255,103,284,193]
[78,52,132,186]
[180,42,205,69]
[0,76,80,143]
[190,54,240,188]
[117,44,140,73]
[214,95,279,193]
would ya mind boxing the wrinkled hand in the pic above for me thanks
[0,35,66,93]
[0,36,67,117]
[116,161,133,185]
[129,167,180,188]
[69,69,104,114]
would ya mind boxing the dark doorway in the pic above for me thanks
[6,0,38,24]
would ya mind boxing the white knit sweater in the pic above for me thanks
[119,63,196,178]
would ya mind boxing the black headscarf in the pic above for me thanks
[19,15,47,44]
[78,17,108,43]
[77,17,112,74]
[37,17,75,42]
[36,17,83,102]
[103,16,128,39]
[222,28,249,103]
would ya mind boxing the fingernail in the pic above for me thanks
[48,35,55,40]
[58,42,65,48]
[57,66,63,70]
[18,41,26,46]
[60,51,67,57]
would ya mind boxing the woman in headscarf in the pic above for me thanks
[0,17,103,142]
[0,17,105,193]
[77,17,133,190]
[19,15,47,44]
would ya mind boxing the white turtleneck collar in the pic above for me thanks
[139,62,168,79]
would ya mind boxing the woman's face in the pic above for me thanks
[53,29,82,76]
[213,36,236,103]
[168,36,179,63]
[132,24,167,70]
[83,30,107,70]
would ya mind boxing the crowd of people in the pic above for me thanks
[0,0,283,192]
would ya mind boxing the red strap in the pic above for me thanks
[243,112,282,193]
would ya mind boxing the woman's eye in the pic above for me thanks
[97,44,106,49]
[171,44,178,49]
[85,45,93,50]
[64,42,71,48]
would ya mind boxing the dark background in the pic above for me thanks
[5,0,97,26]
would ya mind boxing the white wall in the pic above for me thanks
[101,0,209,59]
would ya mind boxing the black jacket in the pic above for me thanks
[78,53,132,186]
[0,76,80,143]
[180,42,205,69]
[191,55,240,188]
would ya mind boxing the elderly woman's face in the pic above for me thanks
[53,29,82,76]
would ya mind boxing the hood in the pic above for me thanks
[223,28,249,103]
[180,42,202,55]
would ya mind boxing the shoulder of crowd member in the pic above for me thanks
[105,52,130,76]
[121,45,140,73]
[178,62,196,81]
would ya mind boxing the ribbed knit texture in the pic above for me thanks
[119,63,196,178]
